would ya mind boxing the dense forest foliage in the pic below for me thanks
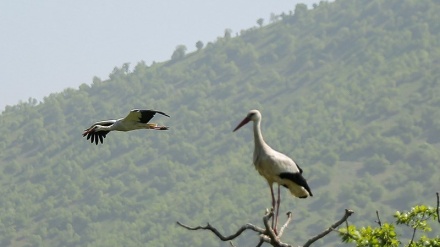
[0,0,439,246]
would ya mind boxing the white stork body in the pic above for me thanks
[233,109,312,233]
[83,109,169,145]
[254,148,311,198]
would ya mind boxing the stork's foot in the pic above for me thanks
[147,123,169,130]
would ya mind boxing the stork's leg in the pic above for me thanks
[274,184,281,235]
[268,183,277,234]
[269,183,276,210]
[147,123,169,130]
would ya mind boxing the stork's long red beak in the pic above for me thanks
[233,117,251,132]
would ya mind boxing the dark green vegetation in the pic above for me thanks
[340,205,439,246]
[1,0,439,246]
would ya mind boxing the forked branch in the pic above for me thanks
[177,210,293,247]
[176,221,265,241]
[303,209,354,247]
[375,210,382,227]
[177,208,354,247]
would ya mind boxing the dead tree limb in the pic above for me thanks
[259,210,292,247]
[302,209,354,247]
[177,208,354,247]
[177,210,293,247]
[256,240,264,247]
[436,192,439,224]
[176,221,265,241]
[375,210,382,227]
[278,212,292,237]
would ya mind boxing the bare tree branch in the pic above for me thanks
[436,192,439,224]
[262,210,279,241]
[409,227,417,246]
[260,210,293,247]
[256,239,265,247]
[177,209,295,247]
[375,210,382,227]
[303,209,354,247]
[177,209,355,247]
[278,212,292,237]
[176,221,265,241]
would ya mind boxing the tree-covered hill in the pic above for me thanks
[1,0,439,246]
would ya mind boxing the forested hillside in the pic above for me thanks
[1,0,439,246]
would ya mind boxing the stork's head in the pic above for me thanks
[233,109,261,132]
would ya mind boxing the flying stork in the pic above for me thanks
[233,109,312,234]
[83,109,170,145]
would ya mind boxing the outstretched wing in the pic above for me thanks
[82,120,114,145]
[84,130,110,145]
[123,109,170,123]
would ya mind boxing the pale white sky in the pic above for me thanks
[0,0,317,110]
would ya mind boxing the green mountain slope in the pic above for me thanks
[1,0,439,246]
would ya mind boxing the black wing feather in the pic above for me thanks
[83,131,110,145]
[279,172,313,196]
[296,162,304,174]
[137,110,170,123]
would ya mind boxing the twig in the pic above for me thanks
[229,240,237,247]
[303,209,355,247]
[257,210,295,247]
[375,210,382,227]
[256,239,264,247]
[256,210,294,247]
[176,221,265,241]
[262,210,279,241]
[409,227,417,246]
[341,213,353,241]
[278,212,292,237]
[436,192,439,224]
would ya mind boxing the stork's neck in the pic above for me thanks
[253,120,268,150]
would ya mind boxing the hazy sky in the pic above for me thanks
[1,0,317,110]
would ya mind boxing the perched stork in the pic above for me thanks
[83,109,170,145]
[233,109,312,234]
